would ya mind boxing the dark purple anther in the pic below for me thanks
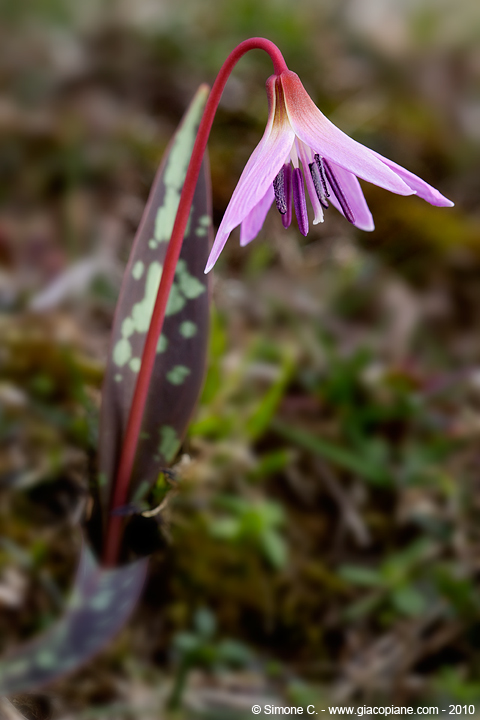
[274,163,292,228]
[322,159,355,224]
[292,167,309,236]
[314,154,329,199]
[282,163,292,228]
[309,160,329,209]
[273,165,288,214]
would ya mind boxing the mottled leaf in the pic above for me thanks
[98,84,211,515]
[0,544,147,695]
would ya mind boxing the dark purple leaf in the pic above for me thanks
[0,544,147,695]
[98,84,211,515]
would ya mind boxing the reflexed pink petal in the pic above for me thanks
[240,185,275,246]
[370,151,454,207]
[326,162,375,231]
[206,76,294,272]
[281,71,414,197]
[205,226,230,273]
[220,124,292,233]
[215,77,293,238]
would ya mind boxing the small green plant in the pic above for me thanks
[338,538,435,622]
[209,495,288,570]
[169,608,253,709]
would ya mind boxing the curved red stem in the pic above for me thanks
[102,38,288,566]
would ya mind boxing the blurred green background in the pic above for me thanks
[1,0,480,717]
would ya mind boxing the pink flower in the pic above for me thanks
[205,71,453,272]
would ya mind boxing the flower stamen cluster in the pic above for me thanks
[273,149,360,236]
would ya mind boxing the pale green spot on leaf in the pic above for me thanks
[176,258,205,299]
[157,334,168,353]
[165,89,207,187]
[114,374,122,383]
[113,338,132,367]
[36,650,57,670]
[149,239,157,249]
[154,186,181,243]
[89,590,114,611]
[113,263,163,366]
[199,214,211,227]
[159,425,180,462]
[167,365,191,385]
[180,320,197,338]
[129,357,141,373]
[195,227,207,237]
[165,282,186,316]
[130,262,163,334]
[153,88,207,245]
[132,260,145,280]
[122,317,135,339]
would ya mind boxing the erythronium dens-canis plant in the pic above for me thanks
[0,38,454,698]
[104,37,453,566]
